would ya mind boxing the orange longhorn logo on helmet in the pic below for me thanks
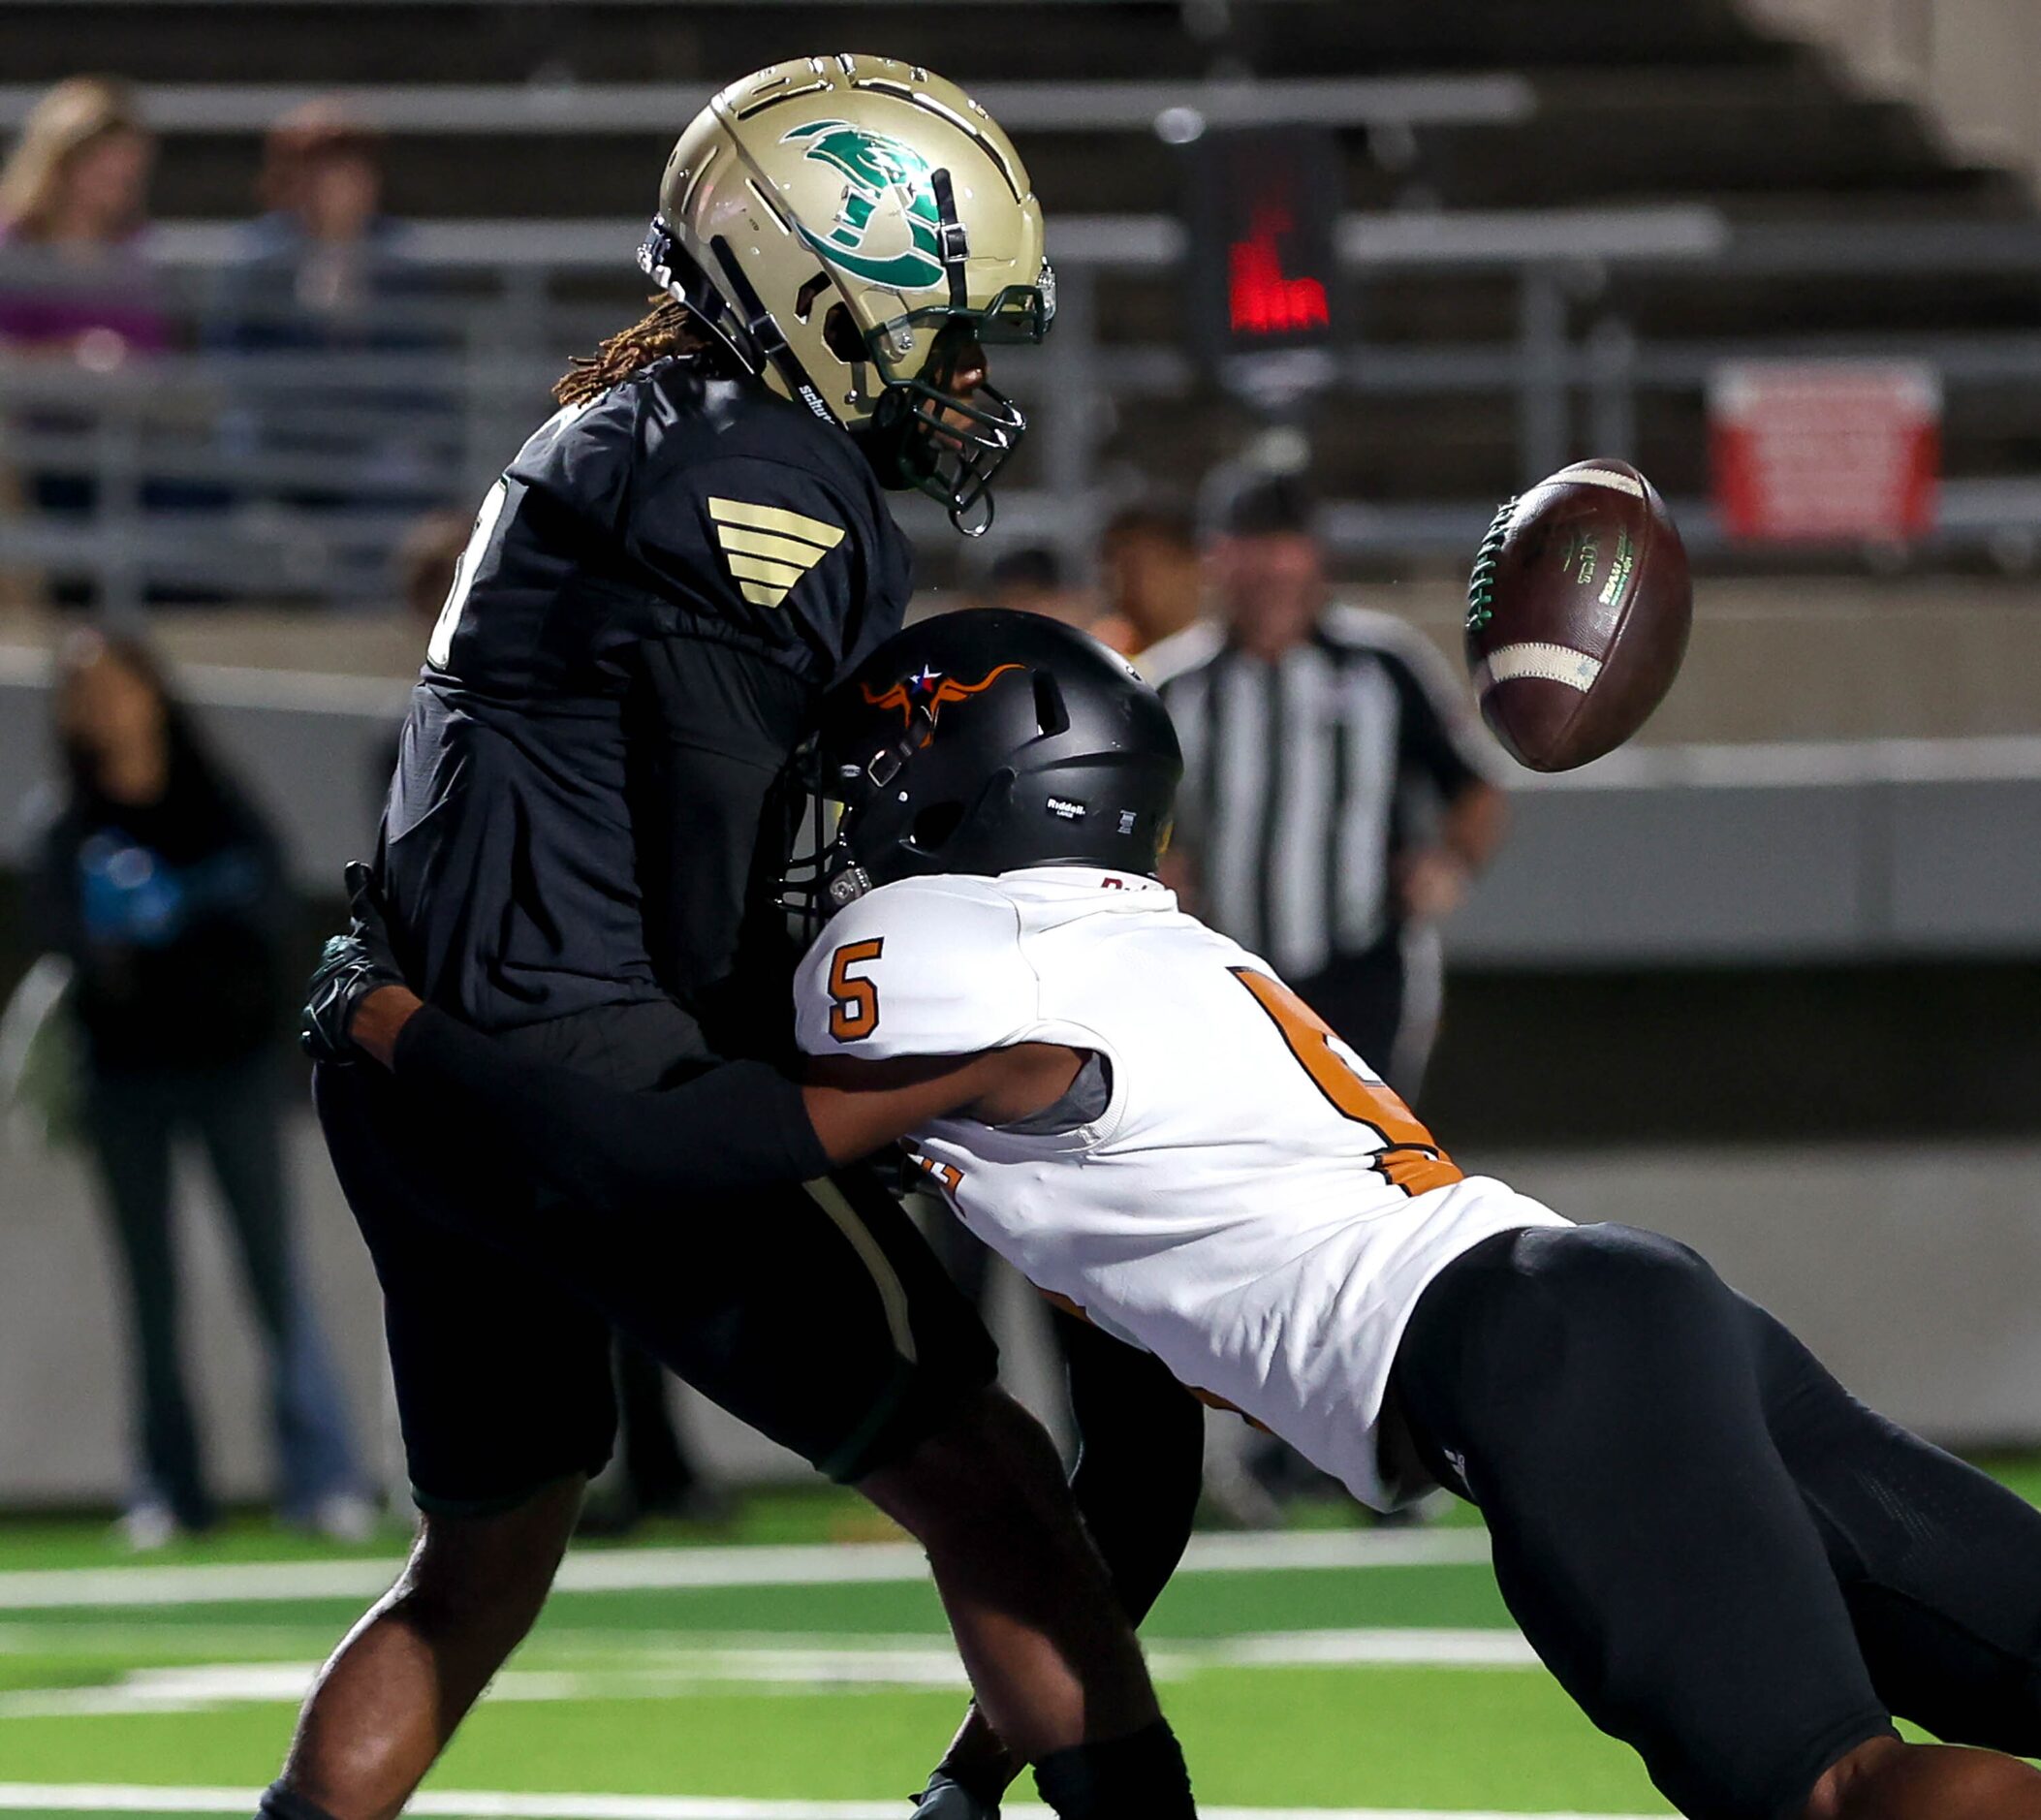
[862,662,1025,742]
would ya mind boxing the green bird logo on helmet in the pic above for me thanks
[780,120,947,291]
[637,56,1054,534]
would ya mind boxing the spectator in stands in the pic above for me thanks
[27,630,368,1548]
[0,78,172,607]
[218,103,408,342]
[1092,501,1204,656]
[211,103,452,571]
[0,77,168,364]
[983,543,1100,630]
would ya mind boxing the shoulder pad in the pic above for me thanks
[794,877,1038,1060]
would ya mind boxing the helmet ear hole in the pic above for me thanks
[822,302,865,365]
[1032,672,1068,737]
[794,270,833,324]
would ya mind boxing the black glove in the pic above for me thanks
[908,1773,998,1820]
[299,862,406,1064]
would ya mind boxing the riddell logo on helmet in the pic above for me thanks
[862,662,1024,739]
[783,120,946,291]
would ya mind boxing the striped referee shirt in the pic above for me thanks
[1141,605,1497,984]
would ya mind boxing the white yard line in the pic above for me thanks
[1212,1628,1539,1668]
[0,1531,1491,1613]
[0,1627,1544,1719]
[0,1787,1668,1820]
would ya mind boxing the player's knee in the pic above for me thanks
[1803,1736,2041,1820]
[863,1388,1073,1554]
[395,1480,579,1646]
[394,1553,552,1655]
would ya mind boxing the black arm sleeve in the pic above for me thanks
[391,1005,830,1214]
[1054,1308,1207,1625]
[625,636,814,1044]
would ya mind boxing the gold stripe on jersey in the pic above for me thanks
[725,551,808,588]
[709,497,846,547]
[717,523,831,568]
[707,497,845,609]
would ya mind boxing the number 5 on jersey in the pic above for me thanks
[827,937,885,1042]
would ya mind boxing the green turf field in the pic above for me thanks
[5,1468,2035,1819]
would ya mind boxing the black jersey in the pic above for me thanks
[378,356,912,1042]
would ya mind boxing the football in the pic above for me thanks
[1463,458,1693,772]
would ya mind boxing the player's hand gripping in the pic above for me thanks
[299,862,408,1065]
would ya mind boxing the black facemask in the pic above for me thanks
[642,216,1052,537]
[852,328,1025,537]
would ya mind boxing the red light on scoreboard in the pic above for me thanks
[1181,125,1340,362]
[1228,205,1332,337]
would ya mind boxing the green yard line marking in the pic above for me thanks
[0,1532,1489,1613]
[0,1787,1666,1820]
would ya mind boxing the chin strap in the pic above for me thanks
[930,168,971,313]
[707,235,839,429]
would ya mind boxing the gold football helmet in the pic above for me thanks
[639,54,1052,533]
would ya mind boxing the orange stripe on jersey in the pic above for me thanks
[1231,967,1462,1199]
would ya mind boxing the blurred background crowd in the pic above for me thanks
[0,0,2035,1541]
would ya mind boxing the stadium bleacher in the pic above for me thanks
[5,0,2041,607]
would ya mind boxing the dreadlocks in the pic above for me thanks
[553,298,725,408]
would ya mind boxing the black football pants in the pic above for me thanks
[1392,1222,2041,1819]
[315,999,994,1511]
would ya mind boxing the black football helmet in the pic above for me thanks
[790,610,1182,921]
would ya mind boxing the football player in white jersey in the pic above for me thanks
[312,612,2041,1820]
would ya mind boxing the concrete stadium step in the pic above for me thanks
[0,6,1219,87]
[85,57,2024,237]
[126,124,2018,237]
[1428,105,2007,210]
[0,0,1791,89]
[119,125,1399,222]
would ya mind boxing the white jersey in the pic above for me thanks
[792,865,1567,1508]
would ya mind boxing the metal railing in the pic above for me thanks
[0,76,1537,135]
[8,205,2041,607]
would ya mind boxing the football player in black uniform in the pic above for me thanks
[304,611,2041,1820]
[270,60,1195,1820]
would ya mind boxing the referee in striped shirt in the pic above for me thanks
[1143,470,1507,1100]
